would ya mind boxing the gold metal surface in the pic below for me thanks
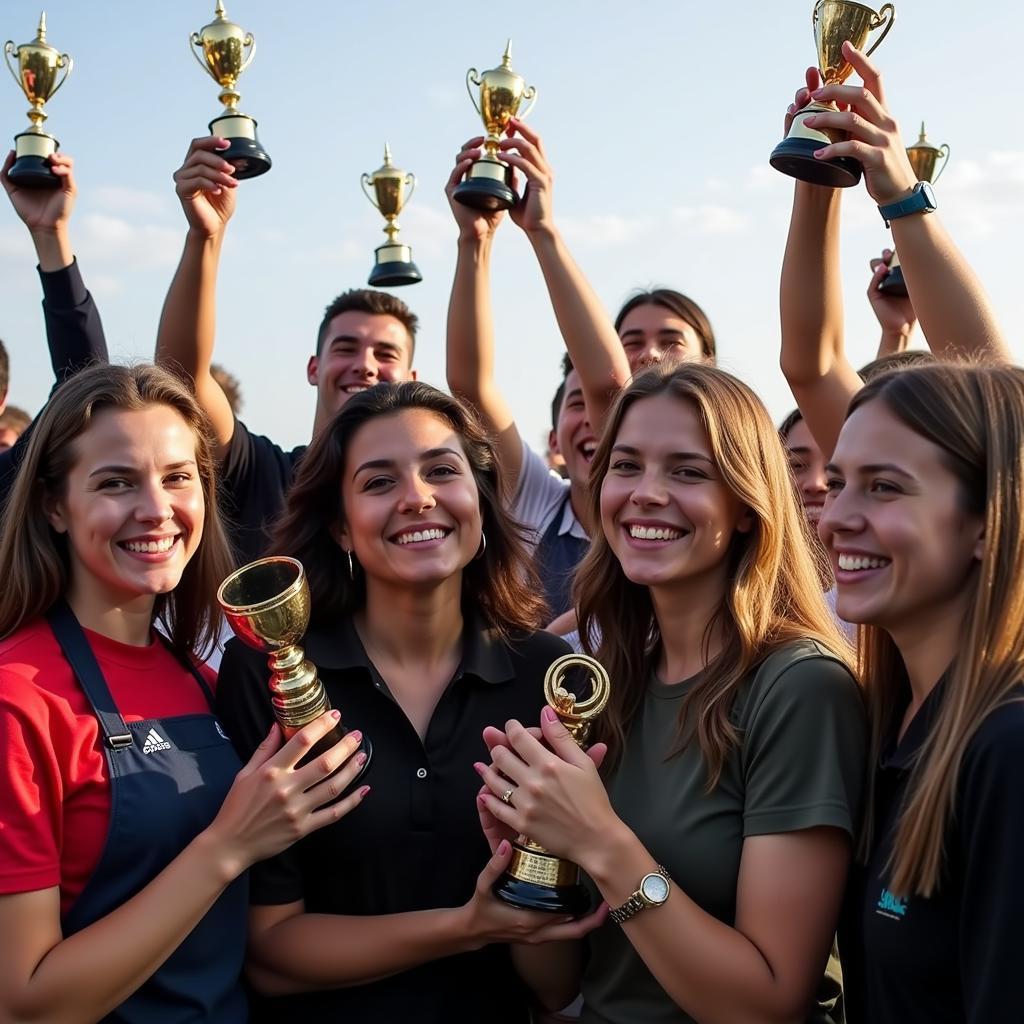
[507,841,581,888]
[906,123,950,183]
[217,557,331,732]
[3,12,72,134]
[813,0,896,85]
[190,0,256,114]
[464,40,537,165]
[361,143,416,246]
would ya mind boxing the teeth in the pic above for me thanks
[396,528,447,545]
[628,525,682,541]
[838,553,889,571]
[124,537,176,554]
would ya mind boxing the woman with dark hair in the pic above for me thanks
[613,288,716,369]
[0,364,364,1023]
[216,381,603,1023]
[821,363,1024,1023]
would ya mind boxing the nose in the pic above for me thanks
[818,486,862,544]
[133,481,173,524]
[397,473,437,514]
[636,343,662,368]
[803,468,829,496]
[350,347,379,381]
[629,468,668,507]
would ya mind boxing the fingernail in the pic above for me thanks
[356,752,367,766]
[811,89,824,98]
[359,785,371,797]
[330,710,342,722]
[542,706,558,723]
[814,149,826,158]
[498,840,509,855]
[473,761,485,775]
[803,116,816,126]
[347,728,361,742]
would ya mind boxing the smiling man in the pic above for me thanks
[156,138,417,564]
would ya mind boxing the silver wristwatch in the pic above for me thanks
[609,866,671,924]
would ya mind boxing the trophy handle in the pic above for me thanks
[864,3,896,59]
[189,32,215,80]
[403,172,416,204]
[360,173,380,210]
[3,42,22,94]
[465,68,482,116]
[48,53,73,100]
[932,143,951,184]
[239,33,256,75]
[518,84,538,122]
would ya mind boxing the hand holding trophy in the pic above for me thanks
[190,1,271,179]
[771,0,895,187]
[361,144,422,287]
[453,41,537,211]
[3,13,72,189]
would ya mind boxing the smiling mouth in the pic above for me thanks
[836,553,890,572]
[341,384,371,395]
[392,527,452,546]
[121,536,179,555]
[578,442,597,463]
[627,524,684,542]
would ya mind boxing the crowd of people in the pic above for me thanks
[0,39,1020,1024]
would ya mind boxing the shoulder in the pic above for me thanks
[511,440,569,529]
[0,617,59,661]
[222,418,297,480]
[504,628,573,669]
[961,693,1024,787]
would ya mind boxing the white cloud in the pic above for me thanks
[670,204,749,234]
[560,213,652,247]
[77,213,182,269]
[91,186,174,218]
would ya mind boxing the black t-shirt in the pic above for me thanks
[840,682,1024,1024]
[218,417,306,565]
[216,614,571,1024]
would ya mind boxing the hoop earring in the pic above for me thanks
[347,550,355,578]
[475,532,487,560]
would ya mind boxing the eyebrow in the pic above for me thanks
[787,447,815,456]
[329,335,403,354]
[88,460,197,479]
[353,447,464,475]
[824,462,915,479]
[612,444,713,464]
[565,388,584,403]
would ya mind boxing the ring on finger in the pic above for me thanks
[501,787,515,805]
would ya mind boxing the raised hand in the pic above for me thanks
[445,136,510,243]
[173,136,239,239]
[867,249,916,350]
[499,119,555,236]
[1,150,76,235]
[784,67,824,136]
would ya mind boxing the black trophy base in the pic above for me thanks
[453,172,516,211]
[7,153,61,190]
[769,136,862,189]
[877,264,908,298]
[220,135,272,180]
[368,260,422,288]
[493,874,591,917]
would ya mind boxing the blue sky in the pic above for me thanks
[2,0,1021,450]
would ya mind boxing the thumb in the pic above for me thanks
[244,722,284,770]
[586,742,608,771]
[476,839,513,891]
[541,705,589,766]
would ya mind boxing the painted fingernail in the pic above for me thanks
[814,149,827,158]
[347,728,361,743]
[356,752,367,766]
[542,706,558,723]
[330,710,342,722]
[473,761,486,774]
[498,840,509,855]
[359,785,371,797]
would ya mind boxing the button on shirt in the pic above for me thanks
[216,614,571,1024]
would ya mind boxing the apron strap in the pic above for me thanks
[46,598,134,749]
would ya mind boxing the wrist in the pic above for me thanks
[449,901,488,953]
[577,819,642,893]
[186,225,226,246]
[525,221,558,244]
[193,823,248,885]
[31,225,72,272]
[456,230,493,252]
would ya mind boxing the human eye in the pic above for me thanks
[165,471,195,487]
[869,478,901,495]
[362,475,393,492]
[428,463,460,479]
[674,465,709,481]
[825,475,845,493]
[95,477,130,492]
[610,458,639,473]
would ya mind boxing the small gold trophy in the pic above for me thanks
[453,40,537,211]
[361,144,422,288]
[217,557,371,772]
[878,123,950,297]
[3,13,72,190]
[493,654,611,916]
[770,0,896,188]
[190,1,271,179]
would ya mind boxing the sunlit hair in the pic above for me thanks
[267,382,546,638]
[857,349,936,383]
[0,364,233,658]
[575,363,851,781]
[848,363,1024,898]
[315,288,418,359]
[614,288,716,362]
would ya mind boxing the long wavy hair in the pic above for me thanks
[849,364,1024,897]
[0,363,232,658]
[267,382,546,637]
[575,363,852,782]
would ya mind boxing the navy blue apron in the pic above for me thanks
[47,599,248,1023]
[534,492,590,617]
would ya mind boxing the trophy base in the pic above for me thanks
[769,136,862,189]
[368,242,422,287]
[7,153,62,190]
[452,165,516,211]
[877,264,908,297]
[493,874,592,916]
[209,114,272,180]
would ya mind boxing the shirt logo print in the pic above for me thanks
[876,887,908,920]
[142,728,172,754]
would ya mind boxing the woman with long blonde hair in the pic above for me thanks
[821,363,1024,1023]
[476,363,866,1023]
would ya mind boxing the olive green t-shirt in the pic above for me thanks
[580,639,866,1024]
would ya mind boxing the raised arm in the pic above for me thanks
[155,137,239,457]
[499,120,631,426]
[444,138,525,494]
[809,42,1008,364]
[867,248,917,356]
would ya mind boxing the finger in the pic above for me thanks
[811,84,888,127]
[307,783,370,831]
[242,722,285,770]
[445,157,475,192]
[498,135,548,176]
[490,743,530,785]
[0,150,14,193]
[274,709,343,769]
[293,728,365,790]
[498,151,548,193]
[303,744,369,808]
[474,758,520,801]
[540,706,591,768]
[475,839,514,892]
[458,136,485,153]
[805,66,822,93]
[47,152,73,168]
[479,790,524,833]
[813,139,876,165]
[525,902,610,942]
[586,741,608,771]
[802,108,887,146]
[842,41,886,109]
[507,117,543,153]
[184,135,231,160]
[505,718,559,767]
[176,169,238,193]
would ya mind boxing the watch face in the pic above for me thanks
[920,182,937,209]
[641,873,670,904]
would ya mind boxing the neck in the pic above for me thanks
[649,566,730,684]
[65,576,156,648]
[358,574,464,668]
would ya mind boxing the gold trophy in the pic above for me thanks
[217,557,371,772]
[361,144,422,288]
[453,40,537,211]
[770,0,896,188]
[3,13,72,190]
[878,123,950,297]
[493,654,611,916]
[190,1,271,179]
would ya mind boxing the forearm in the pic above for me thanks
[511,941,582,1012]
[248,904,481,994]
[446,234,498,402]
[527,227,630,425]
[892,214,1008,362]
[30,225,73,273]
[876,325,912,357]
[40,257,109,380]
[7,831,235,1024]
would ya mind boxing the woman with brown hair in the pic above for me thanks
[0,363,366,1023]
[215,380,604,1024]
[476,362,866,1023]
[821,363,1024,1023]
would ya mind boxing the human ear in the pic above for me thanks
[548,429,561,456]
[736,507,755,534]
[42,489,69,534]
[306,354,319,387]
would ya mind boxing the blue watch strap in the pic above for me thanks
[878,183,936,226]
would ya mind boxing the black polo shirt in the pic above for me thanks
[840,680,1024,1024]
[216,614,571,1024]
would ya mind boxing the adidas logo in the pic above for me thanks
[142,728,172,754]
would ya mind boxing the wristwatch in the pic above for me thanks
[878,181,937,227]
[609,866,671,925]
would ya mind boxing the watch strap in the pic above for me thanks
[609,865,671,925]
[878,182,935,227]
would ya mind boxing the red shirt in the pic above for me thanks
[0,618,217,916]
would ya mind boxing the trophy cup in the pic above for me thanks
[190,1,271,179]
[3,13,72,189]
[453,40,537,211]
[361,144,422,288]
[878,123,950,297]
[217,556,371,776]
[770,0,896,188]
[493,654,611,916]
